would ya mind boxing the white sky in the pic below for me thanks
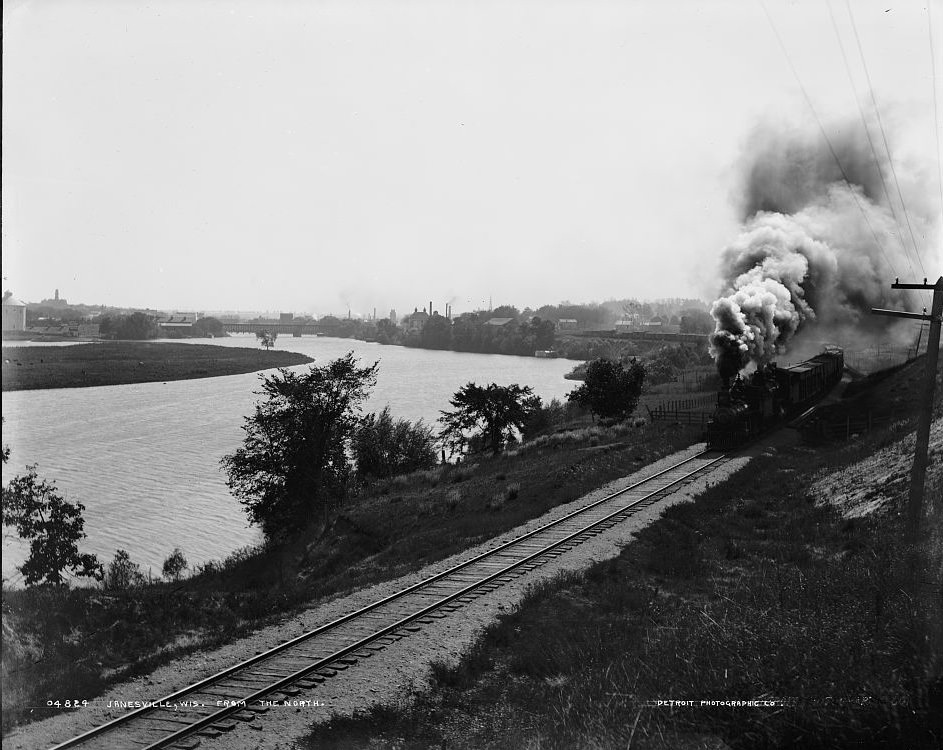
[3,0,941,316]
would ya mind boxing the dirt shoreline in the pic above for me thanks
[1,342,313,391]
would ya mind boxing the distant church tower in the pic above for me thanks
[55,288,59,301]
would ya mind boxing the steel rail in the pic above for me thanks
[142,452,727,750]
[50,450,724,750]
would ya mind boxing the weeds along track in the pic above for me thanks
[51,451,728,750]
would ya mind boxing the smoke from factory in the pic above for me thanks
[710,121,934,378]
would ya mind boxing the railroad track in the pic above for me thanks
[50,450,728,750]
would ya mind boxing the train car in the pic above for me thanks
[706,347,843,450]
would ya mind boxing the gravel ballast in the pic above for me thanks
[6,443,749,750]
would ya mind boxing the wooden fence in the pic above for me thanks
[800,412,897,441]
[647,394,716,425]
[648,409,712,426]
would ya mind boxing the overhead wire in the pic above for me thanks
[824,0,913,269]
[928,0,943,224]
[757,0,902,284]
[844,0,929,283]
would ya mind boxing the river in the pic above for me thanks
[1,336,579,584]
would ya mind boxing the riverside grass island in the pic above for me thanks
[0,342,313,391]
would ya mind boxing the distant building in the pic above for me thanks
[557,318,578,331]
[40,288,69,308]
[2,292,27,331]
[614,319,680,335]
[485,317,514,327]
[156,312,200,329]
[402,308,430,332]
[389,309,398,326]
[279,312,294,323]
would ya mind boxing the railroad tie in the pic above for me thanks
[49,452,724,750]
[295,676,325,688]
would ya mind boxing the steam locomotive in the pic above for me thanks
[706,347,844,450]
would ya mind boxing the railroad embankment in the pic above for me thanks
[1,417,701,735]
[4,357,939,747]
[305,358,943,750]
[1,342,312,390]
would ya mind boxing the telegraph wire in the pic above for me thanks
[757,0,903,283]
[928,0,943,222]
[844,0,928,279]
[825,0,912,262]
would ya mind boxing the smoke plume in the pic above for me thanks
[710,121,932,378]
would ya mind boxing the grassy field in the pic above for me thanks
[1,342,312,390]
[304,360,943,749]
[1,418,701,734]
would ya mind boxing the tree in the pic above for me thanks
[567,358,645,420]
[353,407,438,479]
[104,549,146,590]
[376,318,399,345]
[420,314,452,350]
[221,354,379,538]
[529,317,556,350]
[680,309,714,335]
[1,465,102,585]
[192,317,225,337]
[490,305,520,320]
[256,330,278,350]
[439,383,541,456]
[162,548,188,581]
[116,312,158,340]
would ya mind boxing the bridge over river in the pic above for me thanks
[222,321,344,336]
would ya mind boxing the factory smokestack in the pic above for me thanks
[709,120,930,378]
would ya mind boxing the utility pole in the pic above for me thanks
[872,276,943,542]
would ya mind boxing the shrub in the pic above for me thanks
[521,397,582,440]
[353,406,438,479]
[104,549,146,590]
[444,489,462,511]
[567,358,645,420]
[161,548,188,582]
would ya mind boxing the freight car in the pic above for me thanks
[706,347,844,449]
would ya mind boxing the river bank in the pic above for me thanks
[0,417,701,735]
[306,406,943,749]
[1,342,313,391]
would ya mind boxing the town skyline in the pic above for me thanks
[8,283,710,321]
[4,1,940,315]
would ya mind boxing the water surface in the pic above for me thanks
[2,336,578,583]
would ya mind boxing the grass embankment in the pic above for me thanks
[1,342,313,390]
[306,364,943,749]
[1,419,701,734]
